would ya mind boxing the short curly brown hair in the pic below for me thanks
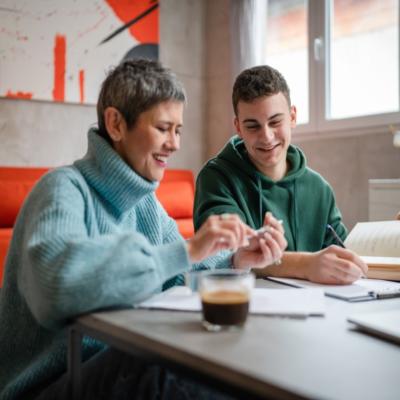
[232,65,291,116]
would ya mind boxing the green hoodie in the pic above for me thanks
[194,136,347,252]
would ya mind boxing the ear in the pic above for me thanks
[290,106,297,129]
[234,117,242,138]
[104,107,127,142]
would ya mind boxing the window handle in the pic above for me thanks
[314,37,324,61]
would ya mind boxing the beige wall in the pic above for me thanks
[159,0,207,171]
[294,131,400,229]
[0,98,95,167]
[0,0,398,228]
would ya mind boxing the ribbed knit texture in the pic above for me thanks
[0,129,231,399]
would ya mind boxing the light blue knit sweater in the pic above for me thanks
[0,129,231,399]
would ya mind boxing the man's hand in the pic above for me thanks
[305,245,368,284]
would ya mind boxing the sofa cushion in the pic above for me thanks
[155,181,194,219]
[176,218,194,239]
[0,167,49,228]
[0,228,13,285]
[0,180,39,227]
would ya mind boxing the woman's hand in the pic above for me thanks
[232,212,287,270]
[187,213,254,263]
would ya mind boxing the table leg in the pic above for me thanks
[67,326,82,400]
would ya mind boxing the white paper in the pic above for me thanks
[137,286,326,317]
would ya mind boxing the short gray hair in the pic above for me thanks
[97,59,186,142]
[232,65,291,116]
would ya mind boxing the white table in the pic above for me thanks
[68,279,400,400]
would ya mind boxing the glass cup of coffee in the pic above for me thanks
[199,269,255,332]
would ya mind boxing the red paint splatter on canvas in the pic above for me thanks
[79,69,85,103]
[5,90,33,99]
[52,34,66,102]
[105,0,159,43]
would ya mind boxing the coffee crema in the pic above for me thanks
[201,290,249,326]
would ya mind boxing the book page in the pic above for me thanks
[344,221,400,257]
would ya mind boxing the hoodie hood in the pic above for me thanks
[217,135,307,185]
[214,135,307,250]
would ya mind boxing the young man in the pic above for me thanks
[194,65,367,284]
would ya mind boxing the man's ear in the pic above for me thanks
[290,106,297,128]
[234,117,242,138]
[104,107,126,142]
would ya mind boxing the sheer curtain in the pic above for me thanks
[230,0,267,79]
[204,0,267,159]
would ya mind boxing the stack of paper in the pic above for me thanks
[137,287,326,317]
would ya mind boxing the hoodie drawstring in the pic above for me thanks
[291,181,298,251]
[257,176,263,228]
[257,175,299,251]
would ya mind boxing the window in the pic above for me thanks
[265,0,400,134]
[266,0,309,124]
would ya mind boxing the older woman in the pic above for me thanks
[0,59,286,400]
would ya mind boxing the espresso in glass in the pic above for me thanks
[199,270,254,331]
[201,290,249,326]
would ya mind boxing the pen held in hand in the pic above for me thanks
[326,224,368,279]
[326,224,346,248]
[217,220,283,246]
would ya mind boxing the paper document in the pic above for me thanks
[267,277,400,302]
[137,287,326,317]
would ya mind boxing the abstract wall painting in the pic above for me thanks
[0,0,159,105]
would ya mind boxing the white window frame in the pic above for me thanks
[294,0,400,137]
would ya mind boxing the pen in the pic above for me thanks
[218,220,284,245]
[250,220,284,239]
[326,224,346,248]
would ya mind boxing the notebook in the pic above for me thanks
[348,309,400,344]
[267,277,400,302]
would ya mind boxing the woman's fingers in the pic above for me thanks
[189,214,255,262]
[213,214,253,249]
[264,212,284,234]
[256,239,273,265]
[190,212,286,265]
[262,233,283,261]
[267,226,287,251]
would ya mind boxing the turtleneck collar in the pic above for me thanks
[74,128,158,216]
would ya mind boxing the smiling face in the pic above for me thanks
[234,93,297,181]
[105,100,184,182]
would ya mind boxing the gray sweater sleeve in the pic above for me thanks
[17,175,191,330]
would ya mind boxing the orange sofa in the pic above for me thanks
[0,167,195,286]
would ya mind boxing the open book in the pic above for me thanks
[344,220,400,280]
